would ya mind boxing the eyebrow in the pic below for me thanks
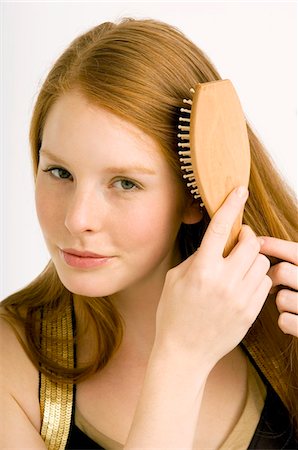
[104,166,156,175]
[39,148,156,175]
[39,149,68,166]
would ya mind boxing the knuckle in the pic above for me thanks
[197,266,213,283]
[242,224,255,236]
[265,274,273,289]
[210,219,229,236]
[246,236,260,252]
[240,224,250,232]
[258,254,271,271]
[278,312,290,333]
[276,290,287,310]
[239,224,252,238]
[275,261,290,280]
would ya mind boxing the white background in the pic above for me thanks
[1,1,297,299]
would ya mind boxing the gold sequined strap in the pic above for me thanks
[40,303,74,450]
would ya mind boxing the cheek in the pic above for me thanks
[123,199,182,248]
[35,182,65,234]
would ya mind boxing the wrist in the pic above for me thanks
[124,341,211,450]
[149,338,213,388]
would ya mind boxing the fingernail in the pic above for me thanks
[236,186,248,198]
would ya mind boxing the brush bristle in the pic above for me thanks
[178,89,204,207]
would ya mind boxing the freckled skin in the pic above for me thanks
[35,91,199,299]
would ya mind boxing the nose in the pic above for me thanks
[64,187,105,235]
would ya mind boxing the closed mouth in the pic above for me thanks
[62,248,110,258]
[60,249,114,269]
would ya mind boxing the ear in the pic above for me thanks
[182,198,204,224]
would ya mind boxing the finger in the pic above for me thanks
[267,262,298,291]
[242,253,271,295]
[246,275,272,323]
[226,225,261,276]
[199,186,248,260]
[276,290,298,314]
[258,237,298,265]
[278,312,298,337]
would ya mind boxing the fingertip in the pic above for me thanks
[277,312,298,337]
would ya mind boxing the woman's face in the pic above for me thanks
[35,91,199,297]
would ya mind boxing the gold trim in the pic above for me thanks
[40,304,74,450]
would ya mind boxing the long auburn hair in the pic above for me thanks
[2,18,298,433]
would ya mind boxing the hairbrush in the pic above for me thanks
[178,79,251,256]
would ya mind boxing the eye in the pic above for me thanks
[42,167,72,180]
[113,179,139,191]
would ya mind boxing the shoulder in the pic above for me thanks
[0,307,41,432]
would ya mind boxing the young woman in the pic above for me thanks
[1,19,297,450]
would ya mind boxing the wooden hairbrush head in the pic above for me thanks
[178,79,251,256]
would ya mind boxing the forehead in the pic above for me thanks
[41,91,177,179]
[42,91,163,164]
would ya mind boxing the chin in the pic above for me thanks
[54,271,116,298]
[65,281,116,298]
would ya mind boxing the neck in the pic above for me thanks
[109,272,165,354]
[109,247,182,355]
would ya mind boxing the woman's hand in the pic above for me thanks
[258,237,298,337]
[126,187,272,450]
[155,186,272,370]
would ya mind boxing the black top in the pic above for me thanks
[65,383,298,450]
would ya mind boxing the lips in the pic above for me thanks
[60,248,113,269]
[62,248,108,258]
